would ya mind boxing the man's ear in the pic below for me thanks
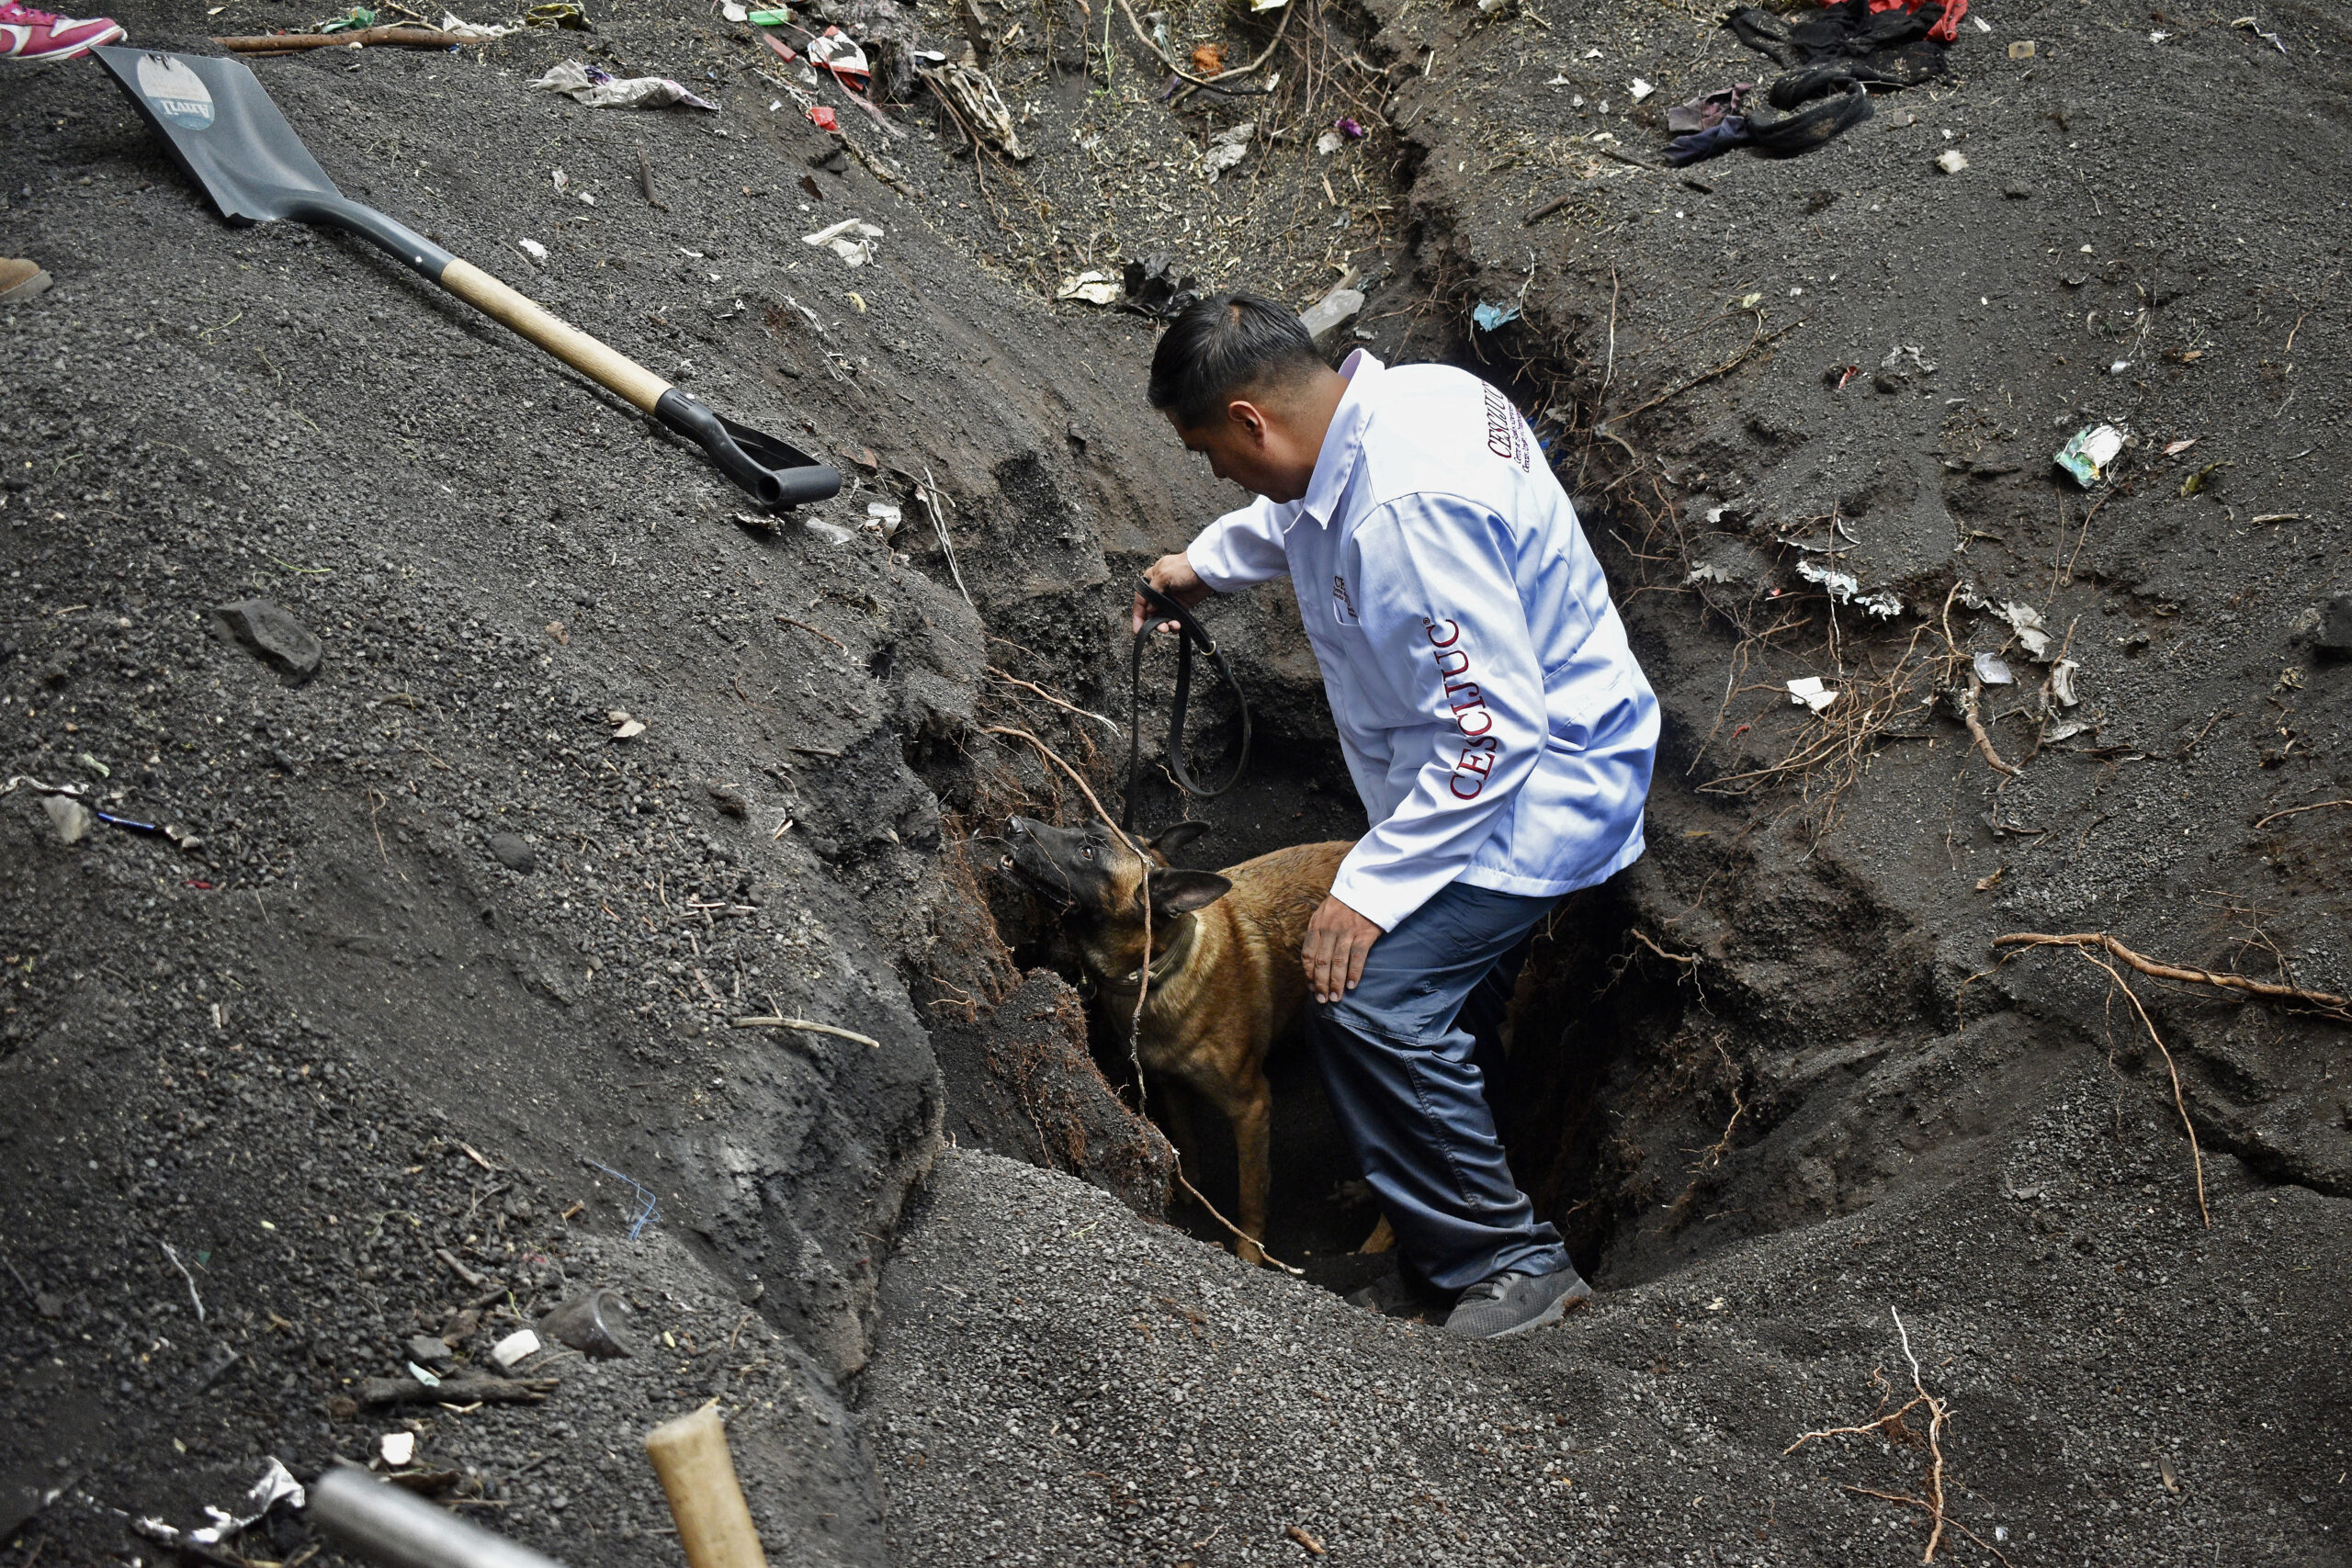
[1224,398,1271,444]
[1148,868,1232,917]
[1148,820,1213,863]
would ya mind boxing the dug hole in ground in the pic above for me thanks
[3,0,2348,1562]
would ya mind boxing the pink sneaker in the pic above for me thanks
[0,3,124,61]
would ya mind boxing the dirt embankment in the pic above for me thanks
[3,0,2349,1561]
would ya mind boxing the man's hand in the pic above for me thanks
[1302,895,1382,1005]
[1133,551,1212,634]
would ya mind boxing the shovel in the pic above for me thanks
[94,45,841,510]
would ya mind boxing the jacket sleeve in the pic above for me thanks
[1328,495,1546,931]
[1185,497,1295,592]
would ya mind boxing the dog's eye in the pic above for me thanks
[1080,846,1094,862]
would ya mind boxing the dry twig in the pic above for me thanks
[1787,1309,1956,1562]
[2253,798,2352,829]
[730,1015,883,1050]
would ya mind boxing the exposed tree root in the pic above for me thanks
[1788,1309,1976,1562]
[1991,931,2351,1019]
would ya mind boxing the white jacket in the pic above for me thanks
[1186,352,1659,931]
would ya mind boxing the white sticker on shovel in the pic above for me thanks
[137,54,216,130]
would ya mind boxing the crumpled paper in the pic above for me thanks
[1201,120,1254,182]
[136,1459,306,1549]
[1057,270,1119,305]
[803,218,884,266]
[436,8,512,39]
[531,60,718,112]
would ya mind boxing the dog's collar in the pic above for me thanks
[1110,911,1199,990]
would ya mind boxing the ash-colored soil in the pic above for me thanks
[2,0,2347,1561]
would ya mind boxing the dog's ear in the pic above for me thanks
[1147,820,1213,863]
[1148,868,1232,916]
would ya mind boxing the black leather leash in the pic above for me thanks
[1125,580,1252,830]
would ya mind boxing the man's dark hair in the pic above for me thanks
[1147,292,1323,430]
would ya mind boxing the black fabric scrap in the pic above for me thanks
[1120,254,1204,321]
[1726,0,1952,97]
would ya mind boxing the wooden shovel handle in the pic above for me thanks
[439,257,672,415]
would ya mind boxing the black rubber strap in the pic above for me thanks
[1125,580,1251,830]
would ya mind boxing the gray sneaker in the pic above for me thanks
[1443,1264,1592,1339]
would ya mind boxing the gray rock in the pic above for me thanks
[489,832,537,873]
[1299,286,1366,352]
[212,598,323,684]
[407,1333,455,1369]
[2320,593,2352,651]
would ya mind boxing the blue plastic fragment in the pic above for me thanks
[1471,301,1521,333]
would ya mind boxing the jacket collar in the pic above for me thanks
[1300,349,1382,529]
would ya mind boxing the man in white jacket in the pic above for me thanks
[1136,294,1659,1338]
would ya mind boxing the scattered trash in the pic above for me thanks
[2049,659,2081,705]
[1667,82,1752,134]
[1630,77,1655,102]
[585,1156,662,1239]
[1300,283,1365,350]
[1190,40,1226,74]
[721,0,748,17]
[40,792,96,845]
[1973,651,2014,685]
[2164,436,2199,457]
[1471,300,1521,333]
[866,500,904,537]
[807,104,840,131]
[359,1372,559,1406]
[1056,270,1120,304]
[1201,121,1255,182]
[490,1328,542,1371]
[2007,39,2035,57]
[1723,0,1949,160]
[803,217,884,266]
[1787,676,1838,713]
[489,832,536,874]
[1991,600,2051,659]
[2233,15,2286,51]
[380,1432,417,1467]
[516,237,548,265]
[212,597,322,684]
[435,9,513,39]
[1936,148,1968,174]
[804,518,856,546]
[524,1,589,26]
[1795,558,1903,617]
[531,61,719,112]
[918,58,1030,159]
[135,1459,305,1551]
[1120,254,1203,320]
[540,1287,636,1359]
[1669,115,1752,164]
[2054,423,2124,486]
[748,6,794,20]
[405,1360,442,1387]
[609,709,648,741]
[1316,129,1343,154]
[1336,116,1365,139]
[314,6,376,31]
[805,28,871,91]
[1875,343,1935,392]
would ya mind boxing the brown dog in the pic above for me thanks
[1001,815,1349,1263]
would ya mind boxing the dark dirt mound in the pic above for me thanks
[3,0,2348,1560]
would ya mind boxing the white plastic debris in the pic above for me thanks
[1973,651,2015,685]
[516,237,548,264]
[609,710,647,741]
[1201,121,1256,182]
[492,1328,543,1370]
[379,1431,416,1467]
[1630,77,1655,102]
[802,217,884,267]
[40,792,95,844]
[532,60,718,112]
[2050,659,2081,706]
[1937,149,1969,175]
[1786,677,1838,714]
[1996,601,2052,659]
[866,501,903,537]
[1795,558,1903,618]
[406,1360,443,1387]
[438,9,514,39]
[1316,129,1344,154]
[2054,423,2125,486]
[1056,269,1121,305]
[722,0,749,17]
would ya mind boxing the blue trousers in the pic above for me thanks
[1306,880,1569,1292]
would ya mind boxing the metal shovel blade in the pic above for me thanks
[92,45,342,224]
